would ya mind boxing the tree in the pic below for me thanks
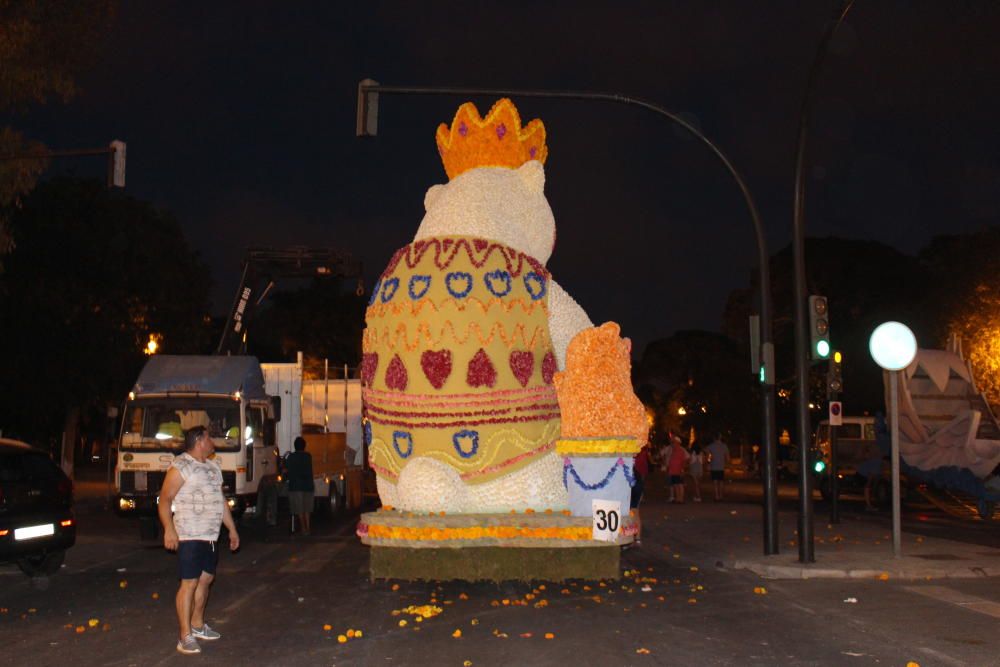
[636,330,756,445]
[248,280,366,370]
[0,1,117,260]
[920,228,1000,407]
[723,237,931,423]
[0,177,211,446]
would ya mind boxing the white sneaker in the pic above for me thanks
[177,634,201,654]
[192,623,221,641]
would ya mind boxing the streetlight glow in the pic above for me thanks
[144,333,161,356]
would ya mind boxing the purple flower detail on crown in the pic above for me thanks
[458,121,468,137]
[496,123,507,140]
[529,146,537,158]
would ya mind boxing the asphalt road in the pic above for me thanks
[2,475,999,666]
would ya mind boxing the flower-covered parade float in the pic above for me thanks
[357,99,648,581]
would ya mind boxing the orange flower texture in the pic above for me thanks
[553,322,649,443]
[435,99,547,181]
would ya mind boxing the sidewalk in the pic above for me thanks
[639,482,1000,581]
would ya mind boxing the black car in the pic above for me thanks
[0,439,76,577]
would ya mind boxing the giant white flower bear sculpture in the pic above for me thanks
[362,99,597,513]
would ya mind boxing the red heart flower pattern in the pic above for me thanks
[421,349,453,389]
[361,353,379,386]
[509,351,534,387]
[385,354,408,391]
[541,351,557,385]
[467,348,497,388]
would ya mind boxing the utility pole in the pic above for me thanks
[791,1,855,564]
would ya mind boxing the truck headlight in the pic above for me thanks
[119,497,136,511]
[227,498,237,508]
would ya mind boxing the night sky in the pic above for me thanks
[19,1,1000,354]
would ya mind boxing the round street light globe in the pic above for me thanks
[869,321,917,371]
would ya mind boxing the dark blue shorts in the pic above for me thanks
[178,540,219,580]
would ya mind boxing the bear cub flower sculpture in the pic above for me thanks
[362,99,645,515]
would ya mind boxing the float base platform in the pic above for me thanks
[358,510,636,582]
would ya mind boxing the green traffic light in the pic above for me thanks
[813,460,826,474]
[816,340,831,358]
[759,365,766,383]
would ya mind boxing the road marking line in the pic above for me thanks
[215,581,271,622]
[277,539,351,573]
[917,646,969,667]
[904,585,1000,619]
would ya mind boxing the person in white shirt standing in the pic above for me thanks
[159,425,240,655]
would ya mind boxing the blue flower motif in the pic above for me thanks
[367,279,382,306]
[363,420,372,447]
[563,458,632,490]
[523,272,547,301]
[484,269,512,297]
[445,271,474,299]
[452,429,479,458]
[392,431,413,459]
[380,277,400,303]
[408,274,432,300]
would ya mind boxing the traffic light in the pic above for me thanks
[828,350,843,394]
[109,140,126,188]
[808,295,830,361]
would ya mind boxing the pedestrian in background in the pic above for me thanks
[658,436,674,502]
[159,426,240,655]
[667,435,690,503]
[285,436,315,536]
[705,434,731,501]
[629,440,651,546]
[688,441,704,502]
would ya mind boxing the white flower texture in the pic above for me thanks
[385,452,569,514]
[547,280,594,371]
[415,162,555,264]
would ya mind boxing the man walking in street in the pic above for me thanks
[159,425,240,655]
[705,434,731,501]
[285,436,315,536]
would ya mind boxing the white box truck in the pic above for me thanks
[114,356,280,525]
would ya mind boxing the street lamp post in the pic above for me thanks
[869,321,917,558]
[790,0,855,564]
[357,81,781,555]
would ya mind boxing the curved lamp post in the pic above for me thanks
[357,81,780,554]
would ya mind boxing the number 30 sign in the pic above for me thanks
[592,499,622,542]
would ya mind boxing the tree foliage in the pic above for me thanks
[0,177,211,443]
[249,280,366,370]
[0,1,117,258]
[636,330,754,445]
[920,228,1000,406]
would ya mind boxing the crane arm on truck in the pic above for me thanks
[216,246,363,356]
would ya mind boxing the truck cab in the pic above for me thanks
[814,416,889,502]
[115,356,278,523]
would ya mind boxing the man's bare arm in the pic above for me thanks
[158,467,183,551]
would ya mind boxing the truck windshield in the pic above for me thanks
[121,398,242,451]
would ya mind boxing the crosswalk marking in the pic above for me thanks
[904,585,1000,619]
[277,539,351,573]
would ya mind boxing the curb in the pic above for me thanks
[727,558,1000,580]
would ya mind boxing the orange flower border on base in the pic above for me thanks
[357,510,638,548]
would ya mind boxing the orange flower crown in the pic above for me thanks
[435,99,548,181]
